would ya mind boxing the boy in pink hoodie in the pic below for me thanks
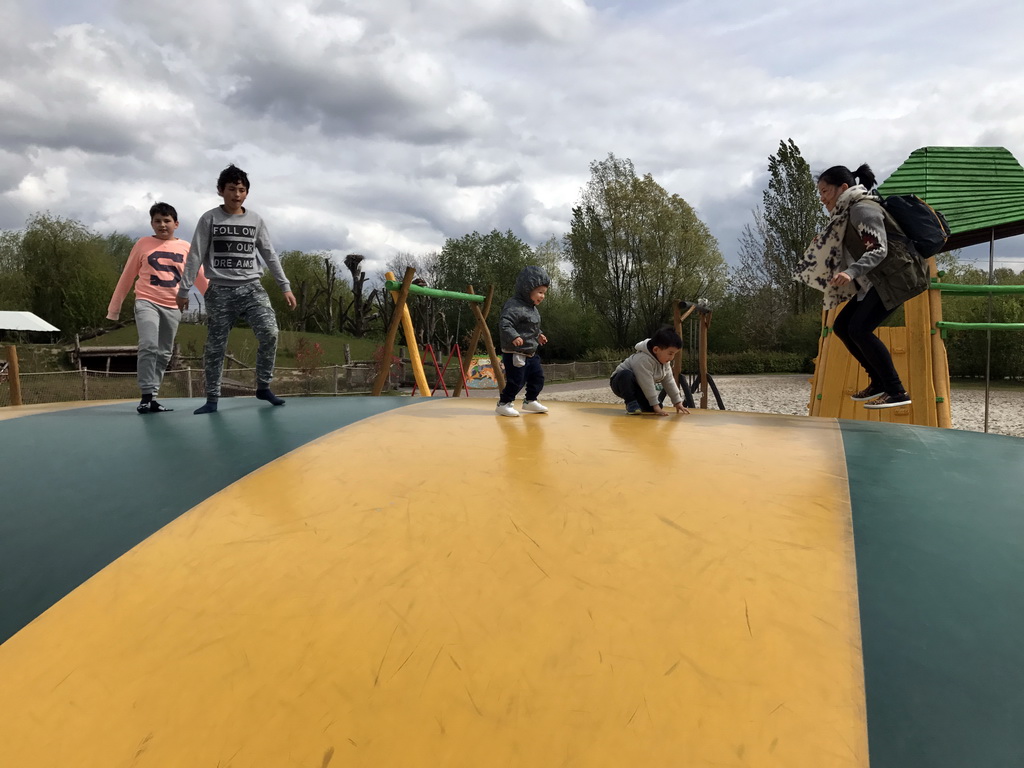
[107,202,208,413]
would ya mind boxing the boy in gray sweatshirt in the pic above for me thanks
[610,326,689,416]
[177,164,297,414]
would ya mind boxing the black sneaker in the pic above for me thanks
[625,400,642,415]
[850,384,884,402]
[863,392,911,409]
[137,400,173,414]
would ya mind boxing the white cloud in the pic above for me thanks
[1,0,1024,273]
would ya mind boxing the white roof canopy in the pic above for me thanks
[0,311,61,332]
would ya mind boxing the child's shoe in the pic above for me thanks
[521,400,548,413]
[137,400,173,414]
[495,403,520,417]
[625,400,642,415]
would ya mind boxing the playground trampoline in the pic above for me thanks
[1,396,1023,767]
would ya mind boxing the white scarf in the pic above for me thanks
[794,185,874,309]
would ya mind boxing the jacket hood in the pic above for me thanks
[635,339,652,355]
[514,265,551,302]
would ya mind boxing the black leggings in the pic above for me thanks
[832,288,904,395]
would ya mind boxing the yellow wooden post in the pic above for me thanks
[372,269,415,396]
[5,345,22,407]
[387,270,431,396]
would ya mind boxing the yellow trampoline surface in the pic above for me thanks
[1,396,1022,767]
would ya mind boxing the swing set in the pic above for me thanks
[371,268,506,398]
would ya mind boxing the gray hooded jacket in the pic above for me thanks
[612,339,683,408]
[499,266,550,354]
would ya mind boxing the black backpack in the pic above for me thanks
[879,194,951,258]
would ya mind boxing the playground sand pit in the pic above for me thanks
[543,375,1024,438]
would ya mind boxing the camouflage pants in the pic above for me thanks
[203,282,279,398]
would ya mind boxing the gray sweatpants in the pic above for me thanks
[203,282,279,398]
[135,299,181,396]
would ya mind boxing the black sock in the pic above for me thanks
[140,393,153,405]
[194,399,218,415]
[256,388,285,406]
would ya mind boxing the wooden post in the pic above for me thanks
[187,367,193,399]
[672,301,697,382]
[699,311,710,409]
[455,285,487,397]
[372,268,416,396]
[928,262,952,428]
[343,343,351,364]
[461,284,505,392]
[455,285,505,395]
[673,303,683,382]
[5,345,22,407]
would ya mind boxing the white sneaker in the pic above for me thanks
[521,400,548,413]
[495,403,520,417]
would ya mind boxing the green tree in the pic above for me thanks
[19,214,117,338]
[0,229,30,310]
[103,232,136,273]
[565,153,727,346]
[435,230,534,299]
[761,139,827,314]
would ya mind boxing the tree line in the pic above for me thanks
[2,144,1022,375]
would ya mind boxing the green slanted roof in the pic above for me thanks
[878,146,1024,251]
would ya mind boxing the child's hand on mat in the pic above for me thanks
[674,403,689,415]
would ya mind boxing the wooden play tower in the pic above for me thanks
[808,146,1024,428]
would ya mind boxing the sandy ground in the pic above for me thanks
[540,375,1024,439]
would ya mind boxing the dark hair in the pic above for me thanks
[650,326,683,349]
[818,163,876,190]
[149,202,178,221]
[217,164,250,192]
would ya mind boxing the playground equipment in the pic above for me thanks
[372,268,504,397]
[670,299,725,410]
[809,146,1024,429]
[808,258,952,427]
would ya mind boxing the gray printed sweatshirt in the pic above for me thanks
[612,339,683,408]
[178,206,291,296]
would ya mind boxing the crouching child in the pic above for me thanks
[610,326,689,417]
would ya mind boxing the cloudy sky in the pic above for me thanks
[3,0,1024,275]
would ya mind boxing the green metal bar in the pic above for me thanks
[935,322,1024,331]
[930,281,1024,295]
[383,281,484,302]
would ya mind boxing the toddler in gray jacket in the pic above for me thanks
[495,265,550,417]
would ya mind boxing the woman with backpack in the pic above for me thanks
[795,163,929,409]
